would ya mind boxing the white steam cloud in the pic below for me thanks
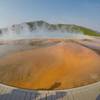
[0,23,92,40]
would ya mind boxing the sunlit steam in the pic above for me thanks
[0,22,92,40]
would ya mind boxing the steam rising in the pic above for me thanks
[0,22,92,40]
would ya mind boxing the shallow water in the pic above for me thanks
[0,38,100,90]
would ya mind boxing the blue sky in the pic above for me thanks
[0,0,100,31]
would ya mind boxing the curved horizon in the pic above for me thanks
[0,0,100,31]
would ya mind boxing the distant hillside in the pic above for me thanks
[0,20,100,37]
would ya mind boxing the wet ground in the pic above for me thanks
[0,37,100,90]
